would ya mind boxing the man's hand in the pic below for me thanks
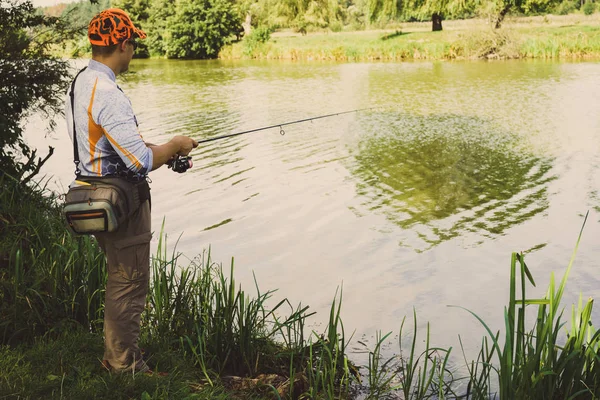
[173,135,198,156]
[150,135,199,171]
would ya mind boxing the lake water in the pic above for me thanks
[29,58,600,369]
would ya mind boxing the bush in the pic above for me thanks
[453,29,521,59]
[249,25,271,43]
[242,26,271,56]
[296,20,308,35]
[163,0,242,59]
[553,0,578,15]
[0,0,72,182]
[330,20,343,32]
[583,1,595,14]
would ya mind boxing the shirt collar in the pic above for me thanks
[88,59,116,82]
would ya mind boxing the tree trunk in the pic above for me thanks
[494,5,511,29]
[242,12,252,36]
[432,13,443,31]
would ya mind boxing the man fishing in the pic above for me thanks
[65,8,198,374]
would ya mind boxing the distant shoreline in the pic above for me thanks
[220,14,600,61]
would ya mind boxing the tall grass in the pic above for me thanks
[357,311,455,399]
[362,330,399,399]
[0,174,106,344]
[355,213,598,399]
[144,227,356,397]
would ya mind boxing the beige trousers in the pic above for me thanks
[95,200,151,373]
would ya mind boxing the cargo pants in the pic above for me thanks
[95,200,151,373]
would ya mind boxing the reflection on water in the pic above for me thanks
[351,112,556,251]
[123,60,242,141]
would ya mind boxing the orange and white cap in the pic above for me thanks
[88,8,146,47]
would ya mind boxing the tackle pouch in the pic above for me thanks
[63,177,150,235]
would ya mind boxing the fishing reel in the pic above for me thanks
[167,155,193,173]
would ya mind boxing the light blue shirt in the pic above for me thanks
[65,59,153,178]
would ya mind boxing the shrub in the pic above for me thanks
[242,26,271,56]
[583,1,595,14]
[0,0,72,182]
[553,0,578,15]
[330,20,343,32]
[453,29,521,59]
[163,0,243,59]
[249,25,271,43]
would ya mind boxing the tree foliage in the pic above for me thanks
[0,0,72,183]
[44,0,571,61]
[367,0,402,25]
[111,0,152,56]
[114,0,242,58]
[163,0,242,58]
[60,0,111,31]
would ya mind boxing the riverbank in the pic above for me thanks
[0,175,359,399]
[2,173,600,398]
[220,14,600,61]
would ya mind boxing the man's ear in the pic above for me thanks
[119,40,128,53]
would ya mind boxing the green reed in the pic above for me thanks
[363,330,398,399]
[145,228,322,382]
[454,212,600,399]
[143,221,197,348]
[304,289,354,399]
[356,215,597,399]
[145,235,359,398]
[396,311,455,399]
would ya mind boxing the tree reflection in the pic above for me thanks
[351,113,556,251]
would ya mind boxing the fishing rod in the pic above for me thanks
[168,107,375,173]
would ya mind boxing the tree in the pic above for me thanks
[54,0,111,58]
[489,0,558,28]
[111,0,152,57]
[158,0,242,59]
[59,0,111,30]
[145,0,176,56]
[403,0,476,31]
[0,0,72,184]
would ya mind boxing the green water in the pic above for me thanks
[35,58,600,362]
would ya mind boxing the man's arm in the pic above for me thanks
[98,92,197,174]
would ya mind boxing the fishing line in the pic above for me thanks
[197,107,376,144]
[168,107,377,173]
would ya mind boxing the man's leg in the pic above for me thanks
[96,200,151,373]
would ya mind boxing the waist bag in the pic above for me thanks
[62,67,150,235]
[64,177,150,234]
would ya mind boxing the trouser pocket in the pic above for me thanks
[110,232,152,284]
